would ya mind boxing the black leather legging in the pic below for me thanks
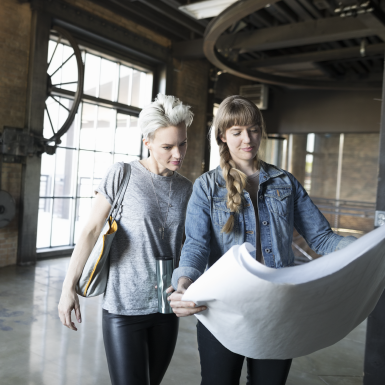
[102,309,179,385]
[197,321,292,385]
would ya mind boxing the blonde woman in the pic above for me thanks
[169,95,356,385]
[58,94,193,385]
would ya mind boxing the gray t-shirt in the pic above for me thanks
[96,160,193,315]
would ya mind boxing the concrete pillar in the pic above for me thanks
[17,10,51,265]
[363,75,385,385]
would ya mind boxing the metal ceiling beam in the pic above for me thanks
[282,0,313,21]
[297,0,323,19]
[172,38,205,59]
[216,14,385,52]
[175,11,385,59]
[98,0,192,40]
[357,12,385,41]
[273,2,298,23]
[203,0,382,90]
[249,11,274,27]
[136,0,206,36]
[240,43,385,68]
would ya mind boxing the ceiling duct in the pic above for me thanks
[240,84,269,110]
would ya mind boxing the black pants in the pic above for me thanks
[102,309,179,385]
[197,321,292,385]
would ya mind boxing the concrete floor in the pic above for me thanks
[0,258,365,385]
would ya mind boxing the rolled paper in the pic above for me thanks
[183,226,385,359]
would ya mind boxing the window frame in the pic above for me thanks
[35,16,169,259]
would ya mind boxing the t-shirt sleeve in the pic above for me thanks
[95,162,125,205]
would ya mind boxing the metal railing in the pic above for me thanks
[292,197,376,263]
[310,197,375,219]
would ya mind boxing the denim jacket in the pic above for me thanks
[172,161,356,290]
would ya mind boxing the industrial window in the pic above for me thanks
[37,39,153,249]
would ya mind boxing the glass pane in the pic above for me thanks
[74,198,92,244]
[308,134,340,198]
[44,97,60,138]
[80,103,96,150]
[95,107,114,152]
[59,45,78,92]
[53,147,76,197]
[60,103,79,148]
[113,153,127,163]
[115,114,142,156]
[77,150,94,197]
[131,71,152,108]
[118,65,132,105]
[128,116,142,155]
[57,97,72,135]
[84,53,100,97]
[51,198,72,247]
[40,152,56,197]
[304,154,313,193]
[36,198,53,249]
[140,72,153,108]
[115,113,130,154]
[48,42,64,87]
[93,152,113,192]
[113,154,140,163]
[131,70,142,108]
[99,58,117,101]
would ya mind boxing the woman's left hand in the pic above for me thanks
[167,278,207,317]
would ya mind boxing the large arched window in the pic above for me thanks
[37,39,152,250]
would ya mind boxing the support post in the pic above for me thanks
[363,74,385,385]
[17,10,51,265]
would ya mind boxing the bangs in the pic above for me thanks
[215,97,264,137]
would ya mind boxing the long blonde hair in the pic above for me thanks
[213,95,267,234]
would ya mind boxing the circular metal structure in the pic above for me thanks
[203,0,382,90]
[45,25,84,144]
[0,190,16,229]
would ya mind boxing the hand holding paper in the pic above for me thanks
[182,226,385,359]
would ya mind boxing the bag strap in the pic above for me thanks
[103,163,131,228]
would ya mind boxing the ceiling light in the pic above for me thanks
[179,0,240,20]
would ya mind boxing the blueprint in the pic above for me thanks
[182,226,385,359]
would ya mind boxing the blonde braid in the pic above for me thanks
[219,143,247,233]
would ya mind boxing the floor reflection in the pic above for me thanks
[0,257,365,385]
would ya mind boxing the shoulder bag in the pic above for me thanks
[76,163,131,297]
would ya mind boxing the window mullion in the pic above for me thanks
[69,102,82,246]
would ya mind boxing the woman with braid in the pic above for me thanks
[168,95,356,385]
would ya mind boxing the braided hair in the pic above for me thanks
[213,95,267,233]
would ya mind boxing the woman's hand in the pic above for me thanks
[58,287,82,331]
[167,277,207,317]
[57,193,111,331]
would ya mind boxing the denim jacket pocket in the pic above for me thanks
[265,186,292,218]
[212,197,239,231]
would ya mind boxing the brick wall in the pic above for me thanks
[0,0,31,267]
[0,0,173,267]
[308,133,380,233]
[0,163,22,267]
[309,134,341,199]
[340,134,379,202]
[173,58,210,183]
[309,133,380,202]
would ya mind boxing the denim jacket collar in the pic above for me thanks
[214,161,285,188]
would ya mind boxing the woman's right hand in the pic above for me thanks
[58,288,82,331]
[57,193,111,331]
[168,277,207,317]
